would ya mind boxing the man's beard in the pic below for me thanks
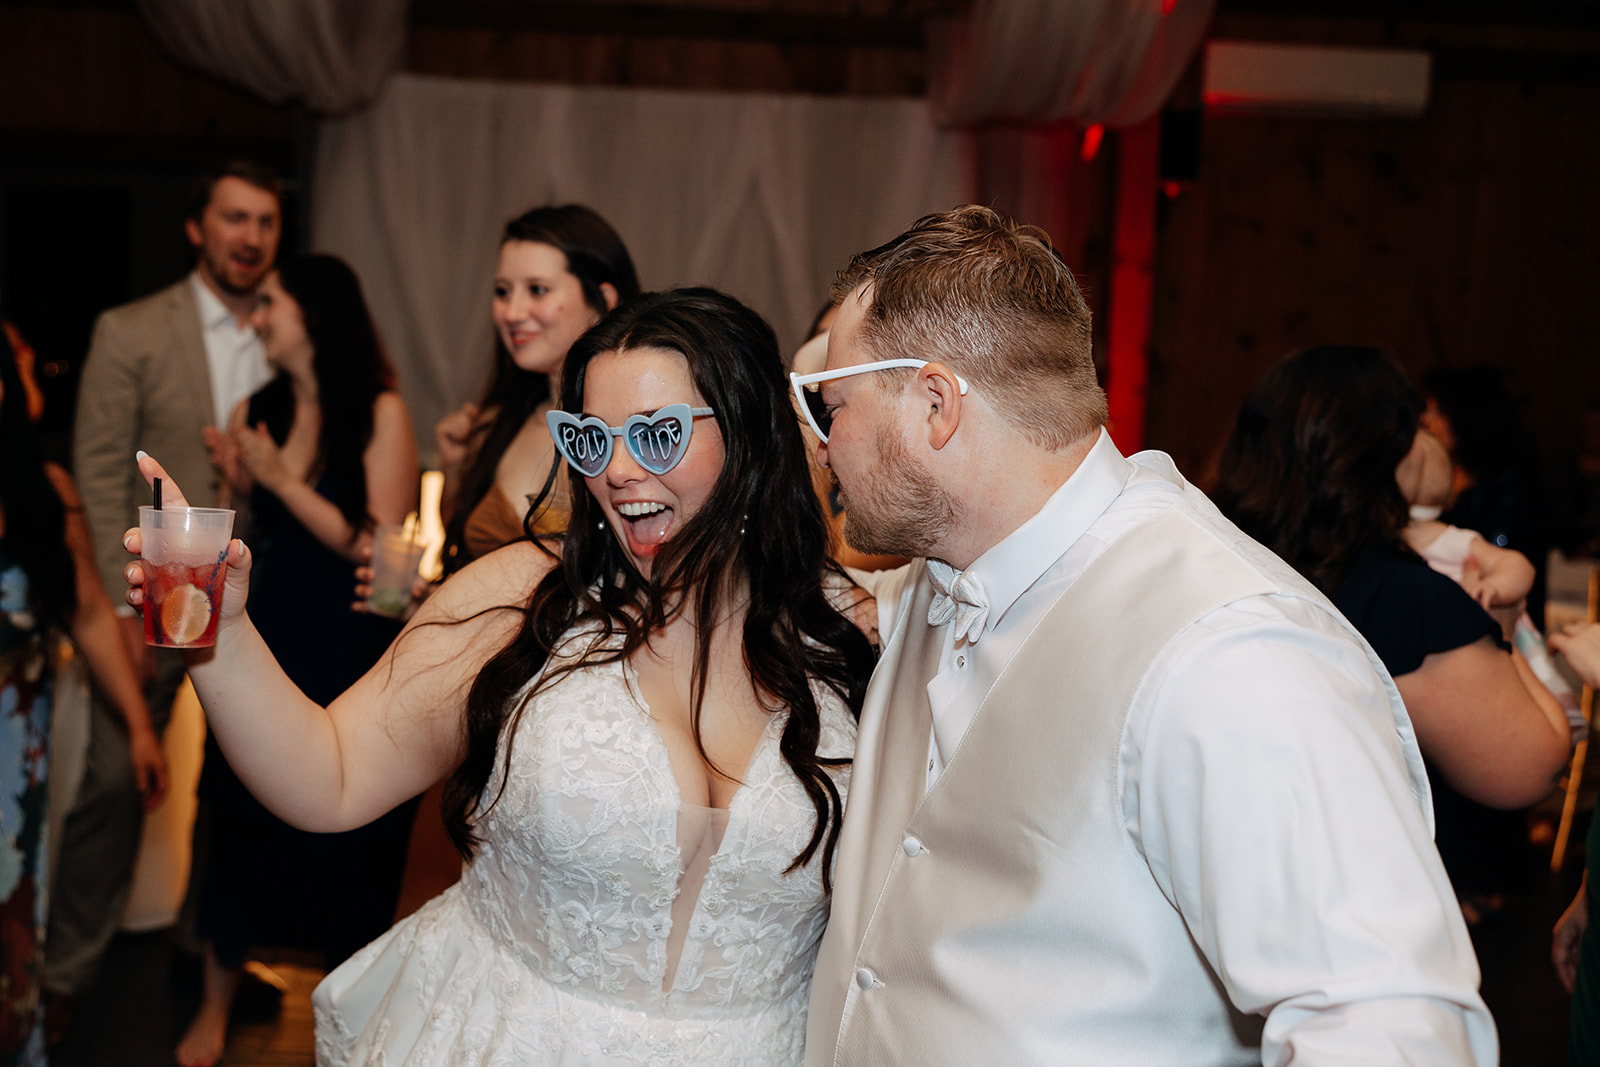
[836,422,958,558]
[202,248,266,298]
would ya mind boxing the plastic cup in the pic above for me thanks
[367,525,425,619]
[138,506,235,648]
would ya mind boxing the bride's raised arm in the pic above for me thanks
[125,453,551,833]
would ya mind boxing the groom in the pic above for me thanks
[800,207,1496,1064]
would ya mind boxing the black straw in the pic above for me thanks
[153,477,163,511]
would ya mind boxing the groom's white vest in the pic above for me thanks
[804,474,1423,1066]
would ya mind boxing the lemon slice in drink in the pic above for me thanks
[161,585,213,645]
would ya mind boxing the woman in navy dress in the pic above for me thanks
[182,255,419,1067]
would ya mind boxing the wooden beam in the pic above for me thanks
[409,1,956,48]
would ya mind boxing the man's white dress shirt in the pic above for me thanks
[191,273,272,429]
[848,430,1494,1065]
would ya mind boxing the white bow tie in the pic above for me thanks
[927,559,989,644]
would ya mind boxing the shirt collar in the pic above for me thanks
[957,427,1132,633]
[190,272,242,333]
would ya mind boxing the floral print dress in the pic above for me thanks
[0,542,50,1067]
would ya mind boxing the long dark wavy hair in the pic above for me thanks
[0,325,74,628]
[441,288,877,889]
[1212,344,1420,598]
[248,255,395,534]
[441,205,640,575]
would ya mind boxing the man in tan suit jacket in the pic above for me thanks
[795,207,1496,1064]
[47,162,281,1024]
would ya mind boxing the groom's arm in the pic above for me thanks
[1123,596,1495,1065]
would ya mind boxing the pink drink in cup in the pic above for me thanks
[138,505,235,648]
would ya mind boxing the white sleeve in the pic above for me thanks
[1121,595,1497,1066]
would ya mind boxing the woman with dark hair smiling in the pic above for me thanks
[183,254,420,1067]
[128,288,877,1065]
[1212,345,1569,812]
[436,204,640,573]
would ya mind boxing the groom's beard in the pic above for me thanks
[836,422,958,559]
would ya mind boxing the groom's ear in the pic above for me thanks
[919,363,963,451]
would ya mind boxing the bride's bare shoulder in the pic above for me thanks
[416,540,561,627]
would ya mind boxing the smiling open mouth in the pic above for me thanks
[616,501,674,556]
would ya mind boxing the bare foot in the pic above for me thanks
[174,1003,227,1067]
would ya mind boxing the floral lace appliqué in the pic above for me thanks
[313,646,855,1067]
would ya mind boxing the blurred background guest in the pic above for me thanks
[1213,346,1570,831]
[181,254,418,1067]
[0,317,165,1065]
[1399,423,1535,629]
[436,204,639,574]
[51,162,280,1036]
[1549,621,1600,1062]
[1421,365,1558,919]
[1422,366,1551,626]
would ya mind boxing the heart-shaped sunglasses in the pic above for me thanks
[547,403,716,478]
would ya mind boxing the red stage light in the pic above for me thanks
[1080,123,1105,162]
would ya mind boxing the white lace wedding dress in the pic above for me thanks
[312,638,856,1066]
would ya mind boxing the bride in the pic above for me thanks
[126,288,878,1065]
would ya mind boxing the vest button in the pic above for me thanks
[855,967,879,991]
[901,834,926,856]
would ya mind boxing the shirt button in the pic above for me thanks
[955,654,966,668]
[855,967,880,991]
[902,835,927,856]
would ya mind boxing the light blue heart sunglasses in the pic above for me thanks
[547,403,715,478]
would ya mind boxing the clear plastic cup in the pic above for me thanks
[138,506,235,648]
[367,524,425,619]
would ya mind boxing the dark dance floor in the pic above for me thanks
[48,812,1590,1067]
[48,940,321,1067]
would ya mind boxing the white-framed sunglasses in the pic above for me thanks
[789,360,970,444]
[546,403,715,478]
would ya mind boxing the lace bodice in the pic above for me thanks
[315,631,857,1066]
[466,643,855,1012]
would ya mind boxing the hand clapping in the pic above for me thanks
[231,421,290,494]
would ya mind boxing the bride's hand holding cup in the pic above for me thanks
[123,452,252,650]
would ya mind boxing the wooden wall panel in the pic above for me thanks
[406,26,930,96]
[8,1,1595,493]
[1147,75,1600,487]
[0,8,292,142]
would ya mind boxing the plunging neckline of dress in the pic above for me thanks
[619,656,784,992]
[618,655,779,822]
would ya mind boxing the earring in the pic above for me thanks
[598,521,606,530]
[740,514,747,536]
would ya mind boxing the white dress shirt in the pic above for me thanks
[191,273,272,429]
[854,429,1494,1065]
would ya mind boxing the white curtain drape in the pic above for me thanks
[931,0,1215,128]
[312,74,971,457]
[136,0,406,114]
